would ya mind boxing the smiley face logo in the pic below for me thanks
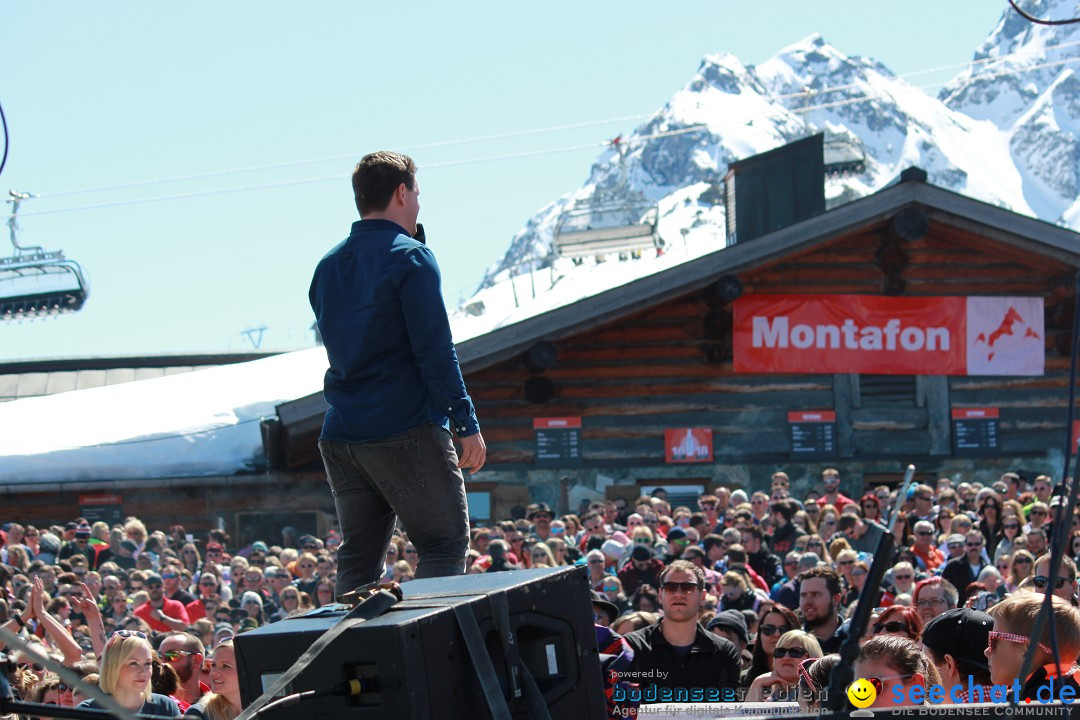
[847,678,877,708]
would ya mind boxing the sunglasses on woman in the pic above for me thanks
[872,621,908,635]
[112,630,147,640]
[759,623,792,637]
[773,646,808,659]
[850,674,912,696]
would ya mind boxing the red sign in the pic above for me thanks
[952,407,999,419]
[733,295,1044,376]
[78,494,123,505]
[665,428,713,464]
[788,411,836,423]
[533,417,582,429]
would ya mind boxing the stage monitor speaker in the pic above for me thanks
[234,566,606,720]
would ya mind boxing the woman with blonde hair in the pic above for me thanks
[529,542,556,568]
[746,630,823,701]
[1007,549,1035,592]
[184,637,241,720]
[77,631,180,716]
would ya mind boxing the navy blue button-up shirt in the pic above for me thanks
[309,219,479,442]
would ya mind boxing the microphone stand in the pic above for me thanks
[824,464,916,712]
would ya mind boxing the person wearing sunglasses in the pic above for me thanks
[622,560,741,695]
[921,607,994,704]
[747,630,822,701]
[77,631,181,717]
[986,593,1080,700]
[817,468,855,513]
[870,606,922,642]
[158,631,208,709]
[744,604,800,686]
[1031,553,1078,602]
[1006,549,1035,593]
[1025,501,1051,534]
[995,514,1024,562]
[941,531,990,601]
[854,634,935,708]
[618,543,663,596]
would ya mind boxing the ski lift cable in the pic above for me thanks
[7,53,1080,221]
[1008,0,1080,25]
[0,98,8,181]
[15,38,1080,203]
[31,114,652,200]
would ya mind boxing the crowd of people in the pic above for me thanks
[465,469,1080,711]
[0,520,338,718]
[4,467,1080,716]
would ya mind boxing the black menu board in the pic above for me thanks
[788,411,838,459]
[534,417,582,466]
[952,408,1000,456]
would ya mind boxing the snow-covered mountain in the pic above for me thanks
[456,3,1080,335]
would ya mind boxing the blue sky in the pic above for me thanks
[0,1,1008,360]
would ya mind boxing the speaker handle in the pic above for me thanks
[453,604,513,720]
[489,592,552,720]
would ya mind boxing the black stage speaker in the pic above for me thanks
[234,566,606,720]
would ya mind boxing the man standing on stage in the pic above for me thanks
[309,151,486,596]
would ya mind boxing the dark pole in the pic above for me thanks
[825,465,916,711]
[1015,269,1080,694]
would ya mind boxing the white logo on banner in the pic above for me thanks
[966,297,1044,376]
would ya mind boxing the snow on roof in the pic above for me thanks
[0,189,726,485]
[0,346,328,484]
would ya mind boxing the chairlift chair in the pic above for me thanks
[552,135,664,259]
[0,191,89,320]
[823,136,866,176]
[552,197,661,259]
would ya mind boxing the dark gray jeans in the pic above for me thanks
[318,424,470,594]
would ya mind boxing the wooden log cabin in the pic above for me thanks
[269,170,1080,521]
[7,170,1080,541]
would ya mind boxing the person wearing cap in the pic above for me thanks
[526,503,554,542]
[942,530,990,599]
[661,527,690,564]
[706,610,751,670]
[591,590,620,628]
[58,523,94,564]
[618,543,663,596]
[922,608,994,703]
[133,572,190,633]
[112,539,138,571]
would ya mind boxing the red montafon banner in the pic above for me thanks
[733,295,1044,376]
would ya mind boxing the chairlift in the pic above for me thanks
[823,136,866,176]
[0,190,89,320]
[552,136,663,259]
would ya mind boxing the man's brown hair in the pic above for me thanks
[352,151,416,216]
[988,593,1080,665]
[659,559,705,588]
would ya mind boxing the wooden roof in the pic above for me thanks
[270,174,1080,467]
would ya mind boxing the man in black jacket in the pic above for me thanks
[769,500,799,556]
[741,526,781,587]
[623,560,742,700]
[941,530,989,598]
